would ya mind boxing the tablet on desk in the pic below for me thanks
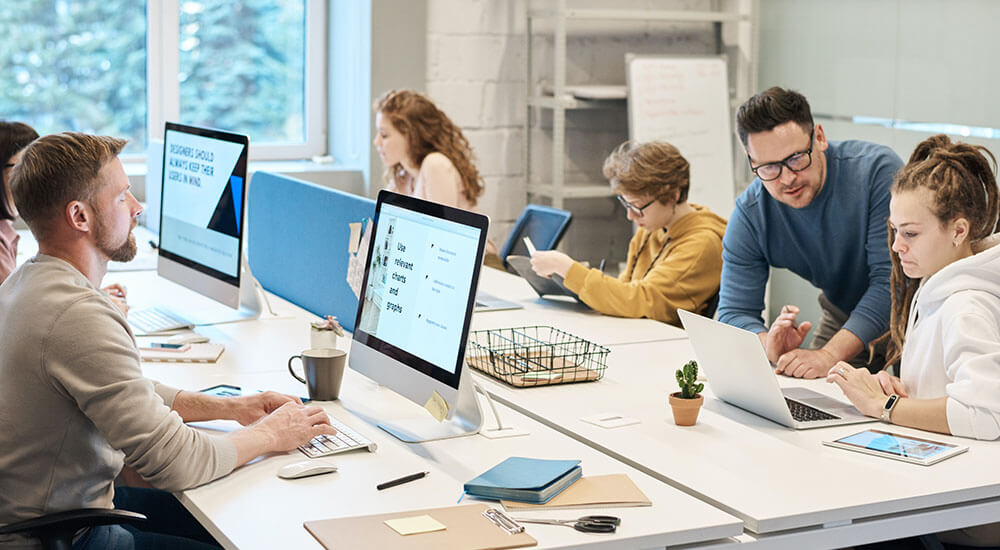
[506,255,586,305]
[823,429,968,465]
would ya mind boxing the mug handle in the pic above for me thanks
[288,355,307,384]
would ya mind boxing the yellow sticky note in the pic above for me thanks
[384,515,447,536]
[348,222,362,253]
[423,390,450,422]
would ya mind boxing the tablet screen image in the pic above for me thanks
[824,429,967,465]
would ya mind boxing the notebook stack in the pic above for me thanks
[463,457,582,504]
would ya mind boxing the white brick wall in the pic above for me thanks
[425,0,719,264]
[426,0,527,246]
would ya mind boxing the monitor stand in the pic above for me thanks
[181,257,265,326]
[378,375,484,443]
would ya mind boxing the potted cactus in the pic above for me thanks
[669,360,704,426]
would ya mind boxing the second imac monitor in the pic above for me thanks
[158,122,249,312]
[350,190,489,443]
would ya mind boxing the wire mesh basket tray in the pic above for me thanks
[465,326,610,387]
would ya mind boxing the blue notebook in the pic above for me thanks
[464,457,582,504]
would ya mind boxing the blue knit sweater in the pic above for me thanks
[718,140,903,345]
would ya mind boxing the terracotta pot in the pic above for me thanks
[669,392,704,426]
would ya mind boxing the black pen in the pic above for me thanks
[376,471,429,490]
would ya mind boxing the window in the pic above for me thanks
[0,0,148,154]
[1,0,325,160]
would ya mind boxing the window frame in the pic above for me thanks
[146,0,326,161]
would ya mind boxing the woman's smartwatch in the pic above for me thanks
[880,394,900,423]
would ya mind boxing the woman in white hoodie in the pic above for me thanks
[829,134,1000,550]
[828,134,1000,442]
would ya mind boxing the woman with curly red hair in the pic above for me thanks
[373,89,484,210]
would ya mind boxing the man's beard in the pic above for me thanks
[93,210,137,263]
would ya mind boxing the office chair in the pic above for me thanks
[0,508,146,550]
[499,204,572,271]
[702,291,720,319]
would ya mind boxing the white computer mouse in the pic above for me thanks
[277,460,338,480]
[167,332,210,345]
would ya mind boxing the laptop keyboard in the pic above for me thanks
[298,416,377,458]
[129,307,193,334]
[785,398,839,422]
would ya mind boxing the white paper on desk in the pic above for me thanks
[346,219,372,299]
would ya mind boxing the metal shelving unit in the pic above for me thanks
[524,0,758,208]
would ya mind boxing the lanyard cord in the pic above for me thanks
[625,230,671,281]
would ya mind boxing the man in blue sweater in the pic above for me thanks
[718,87,902,378]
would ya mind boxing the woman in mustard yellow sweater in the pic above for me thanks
[530,141,727,326]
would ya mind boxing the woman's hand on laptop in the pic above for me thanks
[826,362,887,417]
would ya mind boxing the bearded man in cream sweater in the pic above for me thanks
[0,133,336,549]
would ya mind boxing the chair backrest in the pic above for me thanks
[499,204,572,269]
[247,171,373,333]
[702,290,721,319]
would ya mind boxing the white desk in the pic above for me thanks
[474,267,687,346]
[476,339,1000,547]
[161,370,742,550]
[123,272,743,549]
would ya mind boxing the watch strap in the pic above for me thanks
[881,393,900,423]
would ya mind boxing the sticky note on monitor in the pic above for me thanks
[423,390,450,422]
[384,515,447,536]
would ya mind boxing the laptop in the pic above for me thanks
[474,291,523,313]
[677,309,876,429]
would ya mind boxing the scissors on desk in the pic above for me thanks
[513,515,621,533]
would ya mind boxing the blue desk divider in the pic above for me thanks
[247,171,374,333]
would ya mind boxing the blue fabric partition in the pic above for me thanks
[247,171,375,332]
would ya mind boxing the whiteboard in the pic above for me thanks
[626,55,735,218]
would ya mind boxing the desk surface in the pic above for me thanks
[123,271,743,550]
[477,339,1000,539]
[110,258,1000,549]
[167,370,742,550]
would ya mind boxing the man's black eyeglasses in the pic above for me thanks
[747,133,814,182]
[616,195,656,216]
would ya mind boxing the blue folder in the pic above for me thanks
[464,457,582,504]
[247,171,374,333]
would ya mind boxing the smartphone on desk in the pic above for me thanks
[138,342,190,352]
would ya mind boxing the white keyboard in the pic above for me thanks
[129,307,194,334]
[298,416,377,459]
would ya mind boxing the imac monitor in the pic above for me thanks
[157,122,249,310]
[351,190,489,442]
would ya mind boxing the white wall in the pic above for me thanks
[759,0,1000,328]
[425,0,720,266]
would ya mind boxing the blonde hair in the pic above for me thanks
[870,134,1000,368]
[374,90,483,206]
[602,141,690,204]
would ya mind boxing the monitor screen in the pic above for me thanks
[353,191,487,390]
[158,122,248,303]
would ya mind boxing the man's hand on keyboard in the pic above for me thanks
[102,283,129,317]
[252,402,337,453]
[230,391,303,426]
